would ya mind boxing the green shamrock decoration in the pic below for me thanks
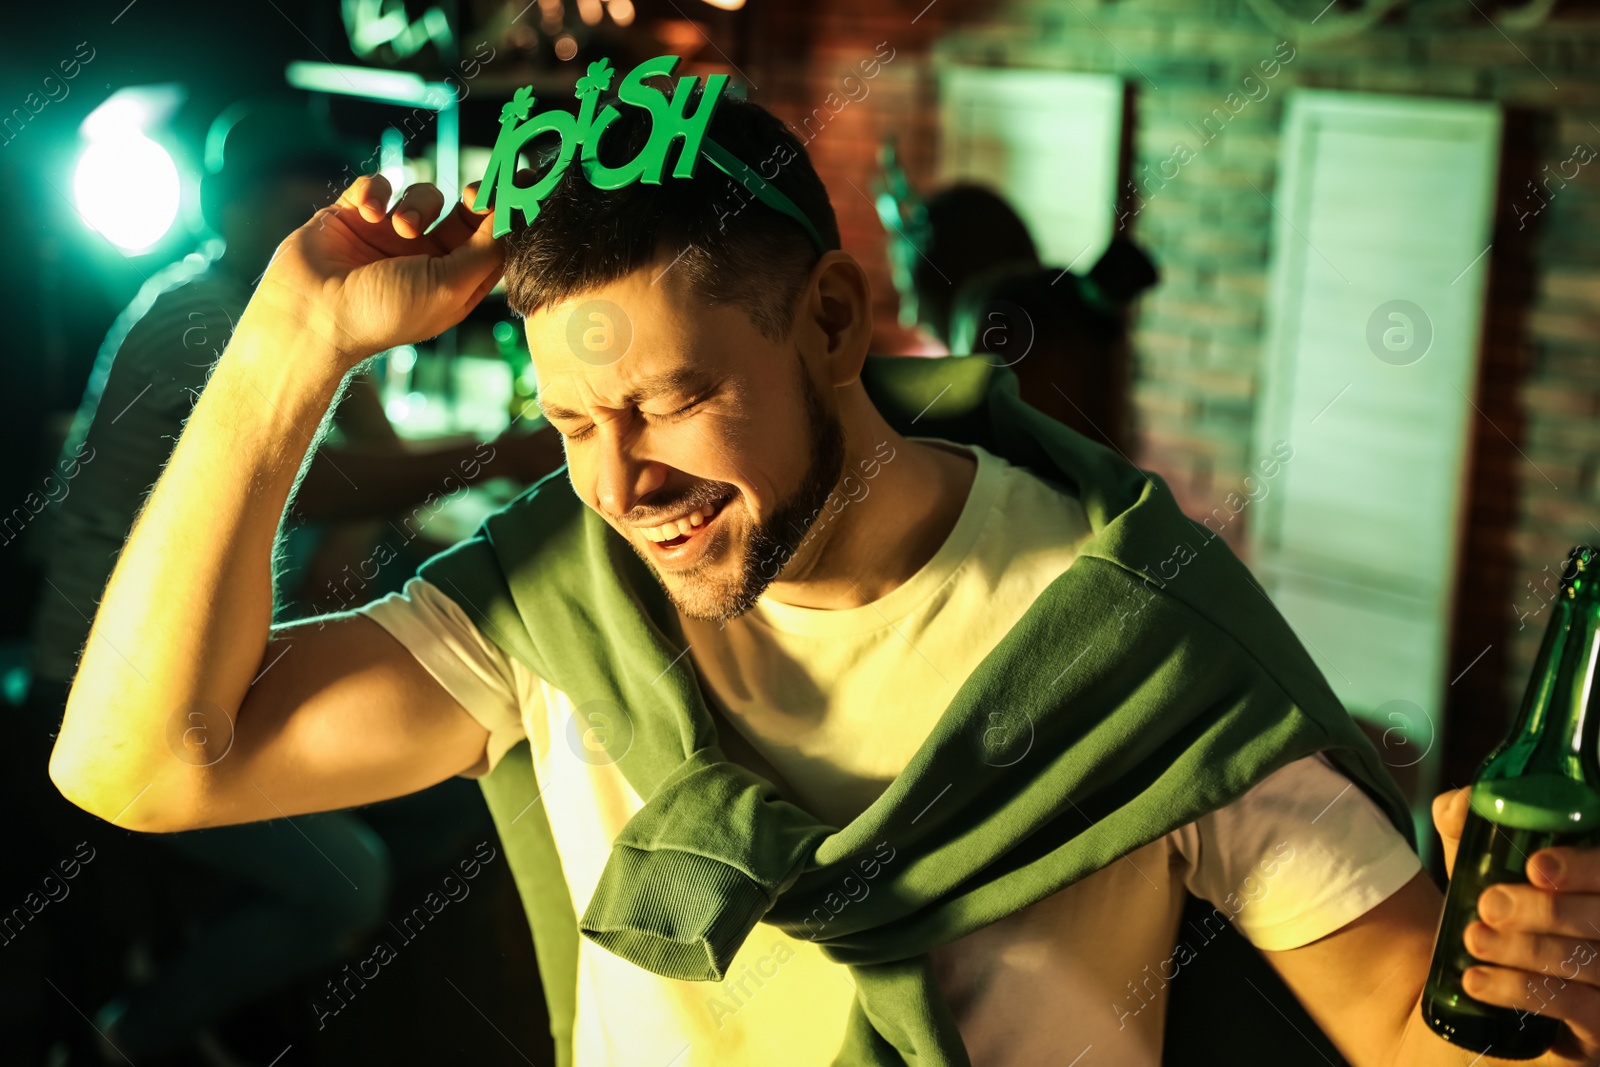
[501,85,535,125]
[576,58,615,99]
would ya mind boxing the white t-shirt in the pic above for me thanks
[354,437,1421,1065]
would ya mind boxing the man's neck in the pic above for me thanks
[761,409,978,611]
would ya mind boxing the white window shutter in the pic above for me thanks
[1251,89,1502,853]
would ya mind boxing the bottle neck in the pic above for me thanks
[1504,570,1600,769]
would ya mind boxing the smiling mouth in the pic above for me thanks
[639,492,733,549]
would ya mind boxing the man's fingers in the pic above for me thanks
[1462,960,1600,1038]
[433,168,534,252]
[1433,786,1469,837]
[1477,880,1600,940]
[430,195,491,250]
[1433,786,1470,877]
[391,183,446,239]
[463,167,538,214]
[1464,921,1600,987]
[336,172,392,223]
[436,207,505,309]
[1524,845,1600,893]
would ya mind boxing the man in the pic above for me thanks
[47,87,1600,1067]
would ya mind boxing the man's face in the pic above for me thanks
[526,252,847,622]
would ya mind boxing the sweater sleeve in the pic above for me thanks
[352,575,531,778]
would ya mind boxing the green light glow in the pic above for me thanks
[73,132,180,252]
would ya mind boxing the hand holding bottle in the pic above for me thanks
[1423,546,1600,1064]
[1429,782,1600,1064]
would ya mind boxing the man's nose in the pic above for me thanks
[594,439,668,518]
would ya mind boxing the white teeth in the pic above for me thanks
[642,499,723,542]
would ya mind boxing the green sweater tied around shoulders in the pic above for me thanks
[419,357,1416,1066]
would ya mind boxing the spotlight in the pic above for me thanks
[74,86,185,253]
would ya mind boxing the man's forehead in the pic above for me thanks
[525,291,721,417]
[523,256,767,413]
[527,255,648,352]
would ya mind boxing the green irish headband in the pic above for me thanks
[477,55,833,256]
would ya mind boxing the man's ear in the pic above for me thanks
[801,251,873,388]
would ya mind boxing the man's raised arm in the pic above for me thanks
[49,174,506,832]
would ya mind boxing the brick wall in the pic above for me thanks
[746,0,1600,788]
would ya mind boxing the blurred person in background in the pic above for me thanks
[944,234,1159,453]
[874,153,1157,454]
[17,98,559,1066]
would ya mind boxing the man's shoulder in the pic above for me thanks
[948,441,1099,589]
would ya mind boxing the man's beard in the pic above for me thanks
[636,351,847,623]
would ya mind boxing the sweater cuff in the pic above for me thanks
[579,844,772,981]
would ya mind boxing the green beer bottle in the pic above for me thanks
[1422,544,1600,1058]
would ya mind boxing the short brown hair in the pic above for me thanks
[499,93,840,342]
